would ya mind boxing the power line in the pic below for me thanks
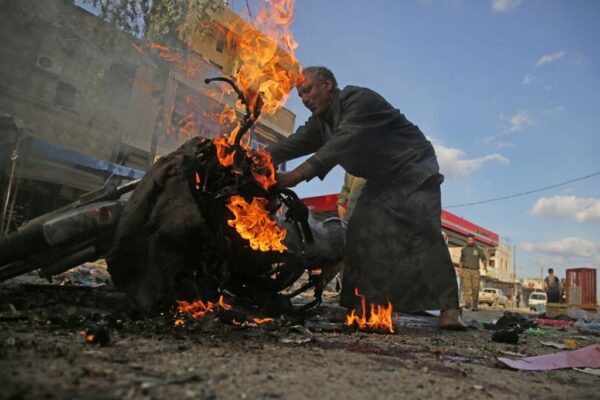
[245,0,255,27]
[446,170,600,209]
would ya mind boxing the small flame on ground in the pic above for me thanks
[176,295,230,320]
[251,317,274,324]
[226,195,287,252]
[345,288,395,334]
[174,295,274,327]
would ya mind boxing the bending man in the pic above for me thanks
[268,66,465,329]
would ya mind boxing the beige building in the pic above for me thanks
[0,0,295,230]
[486,242,513,283]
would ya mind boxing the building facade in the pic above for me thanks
[0,0,296,231]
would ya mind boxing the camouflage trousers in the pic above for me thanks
[461,268,480,307]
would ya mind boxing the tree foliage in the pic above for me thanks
[83,0,224,42]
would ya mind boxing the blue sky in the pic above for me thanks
[233,0,600,282]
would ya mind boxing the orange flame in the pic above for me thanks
[214,136,236,167]
[345,288,395,333]
[220,104,237,125]
[252,317,274,324]
[250,147,277,190]
[149,42,202,77]
[176,295,231,320]
[226,0,301,115]
[194,172,201,190]
[226,195,287,252]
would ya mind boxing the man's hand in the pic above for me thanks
[337,205,346,220]
[276,170,304,188]
[457,267,463,278]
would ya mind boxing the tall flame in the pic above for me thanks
[149,1,299,251]
[226,195,287,252]
[345,288,395,334]
[227,0,301,115]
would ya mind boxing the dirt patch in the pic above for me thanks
[1,273,598,399]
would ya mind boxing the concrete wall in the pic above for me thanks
[0,0,295,186]
[0,0,296,227]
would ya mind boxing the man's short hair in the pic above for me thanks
[302,66,338,89]
[467,234,475,239]
[548,268,554,273]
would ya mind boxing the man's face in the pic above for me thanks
[467,237,475,246]
[297,73,334,116]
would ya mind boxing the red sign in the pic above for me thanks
[303,194,339,213]
[303,194,499,247]
[441,210,499,247]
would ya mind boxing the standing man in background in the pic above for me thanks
[458,234,487,310]
[544,268,562,303]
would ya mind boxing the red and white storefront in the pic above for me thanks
[302,194,499,248]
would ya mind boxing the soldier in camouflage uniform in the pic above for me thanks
[269,66,465,330]
[458,234,487,310]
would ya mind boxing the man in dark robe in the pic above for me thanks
[268,66,465,329]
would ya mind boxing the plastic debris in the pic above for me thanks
[566,307,593,321]
[540,341,570,350]
[492,327,521,344]
[573,368,600,376]
[525,328,557,337]
[574,320,600,336]
[498,344,600,371]
[483,312,537,331]
[499,350,527,357]
[564,339,578,350]
[531,318,574,327]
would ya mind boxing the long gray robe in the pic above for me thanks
[268,86,458,312]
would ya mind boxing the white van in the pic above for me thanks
[529,292,547,311]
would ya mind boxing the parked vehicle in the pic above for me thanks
[529,292,547,311]
[478,288,508,308]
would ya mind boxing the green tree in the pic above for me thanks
[82,0,223,43]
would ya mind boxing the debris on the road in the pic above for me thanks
[64,264,110,288]
[272,325,315,344]
[564,339,578,349]
[531,318,574,327]
[499,350,528,357]
[566,307,594,321]
[498,344,600,371]
[574,320,600,336]
[525,328,558,337]
[540,341,570,350]
[491,327,521,344]
[574,368,600,376]
[484,312,539,344]
[483,312,537,331]
[83,326,110,346]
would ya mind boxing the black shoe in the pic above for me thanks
[471,307,480,312]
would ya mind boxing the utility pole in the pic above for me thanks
[513,245,517,282]
[540,266,544,282]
